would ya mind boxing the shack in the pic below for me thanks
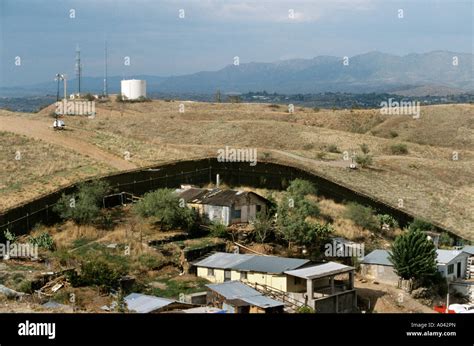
[176,186,269,226]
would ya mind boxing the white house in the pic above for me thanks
[436,250,470,281]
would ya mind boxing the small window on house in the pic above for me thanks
[256,205,262,212]
[240,272,248,280]
[208,268,215,277]
[447,264,454,274]
[232,209,241,219]
[294,277,302,285]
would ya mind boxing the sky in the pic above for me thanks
[0,0,472,86]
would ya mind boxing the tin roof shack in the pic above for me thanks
[360,250,399,285]
[124,293,194,313]
[193,252,310,292]
[176,187,269,226]
[361,249,471,283]
[285,262,356,313]
[206,281,284,313]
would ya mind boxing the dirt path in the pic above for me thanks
[0,116,137,170]
[272,149,351,168]
[355,278,435,313]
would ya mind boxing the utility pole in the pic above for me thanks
[54,73,64,121]
[75,44,82,96]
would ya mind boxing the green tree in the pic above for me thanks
[133,189,196,230]
[53,181,110,224]
[276,179,325,248]
[389,228,437,283]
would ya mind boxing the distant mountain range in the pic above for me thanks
[1,51,472,97]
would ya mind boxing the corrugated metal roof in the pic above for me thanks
[231,255,310,274]
[241,295,284,308]
[462,246,474,256]
[284,262,353,280]
[194,252,309,273]
[207,281,260,299]
[182,307,226,313]
[361,250,392,266]
[436,249,466,264]
[194,252,254,269]
[176,188,268,207]
[206,281,284,309]
[124,293,175,313]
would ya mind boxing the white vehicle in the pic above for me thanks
[53,119,65,130]
[448,304,474,313]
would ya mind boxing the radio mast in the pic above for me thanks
[103,40,108,97]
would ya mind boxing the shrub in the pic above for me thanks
[313,107,320,112]
[84,93,95,101]
[116,94,123,102]
[68,259,126,291]
[408,219,433,232]
[297,305,315,313]
[389,130,399,138]
[439,232,454,247]
[377,214,399,230]
[355,154,373,168]
[390,143,408,155]
[133,189,196,230]
[360,143,370,154]
[29,232,55,251]
[268,104,280,109]
[326,144,340,153]
[287,179,317,198]
[4,230,17,243]
[209,222,228,238]
[53,181,110,224]
[345,203,378,231]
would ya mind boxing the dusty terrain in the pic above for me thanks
[355,278,435,313]
[0,100,472,239]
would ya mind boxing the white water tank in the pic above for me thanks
[121,79,146,100]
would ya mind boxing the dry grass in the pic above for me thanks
[1,100,473,239]
[0,131,113,210]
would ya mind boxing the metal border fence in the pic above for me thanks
[0,158,455,240]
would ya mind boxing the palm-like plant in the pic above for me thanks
[389,228,437,281]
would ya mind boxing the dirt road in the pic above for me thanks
[0,115,137,171]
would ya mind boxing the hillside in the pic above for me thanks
[0,100,473,240]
